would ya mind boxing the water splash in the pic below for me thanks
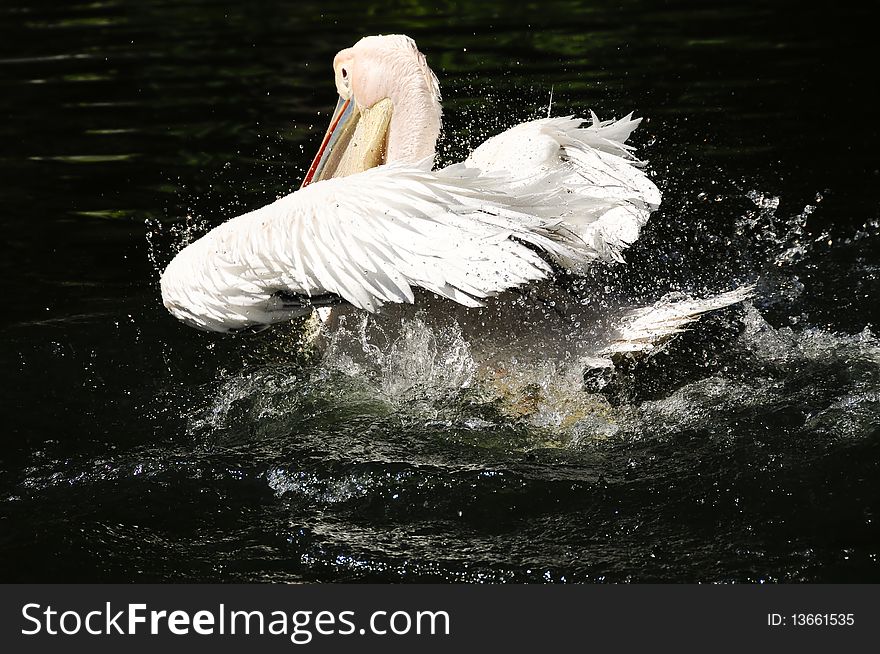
[610,303,880,443]
[321,314,477,403]
[160,174,880,447]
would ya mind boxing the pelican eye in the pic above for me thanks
[341,67,348,79]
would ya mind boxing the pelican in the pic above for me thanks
[160,34,663,334]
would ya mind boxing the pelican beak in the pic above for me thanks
[301,95,393,187]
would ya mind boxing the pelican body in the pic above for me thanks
[160,35,661,333]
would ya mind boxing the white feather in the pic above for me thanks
[601,285,756,356]
[162,114,661,332]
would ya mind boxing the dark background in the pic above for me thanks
[0,0,878,582]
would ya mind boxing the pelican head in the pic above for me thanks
[301,34,442,186]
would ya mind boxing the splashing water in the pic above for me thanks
[164,149,880,446]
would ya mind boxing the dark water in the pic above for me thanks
[1,0,879,582]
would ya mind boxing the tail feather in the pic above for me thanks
[601,285,755,356]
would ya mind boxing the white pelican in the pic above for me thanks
[160,34,663,334]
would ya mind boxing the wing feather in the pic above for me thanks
[160,112,661,333]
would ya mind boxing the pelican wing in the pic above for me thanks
[160,163,593,332]
[465,114,662,265]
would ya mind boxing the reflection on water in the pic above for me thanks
[1,0,879,582]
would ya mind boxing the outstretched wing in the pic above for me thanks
[160,163,593,332]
